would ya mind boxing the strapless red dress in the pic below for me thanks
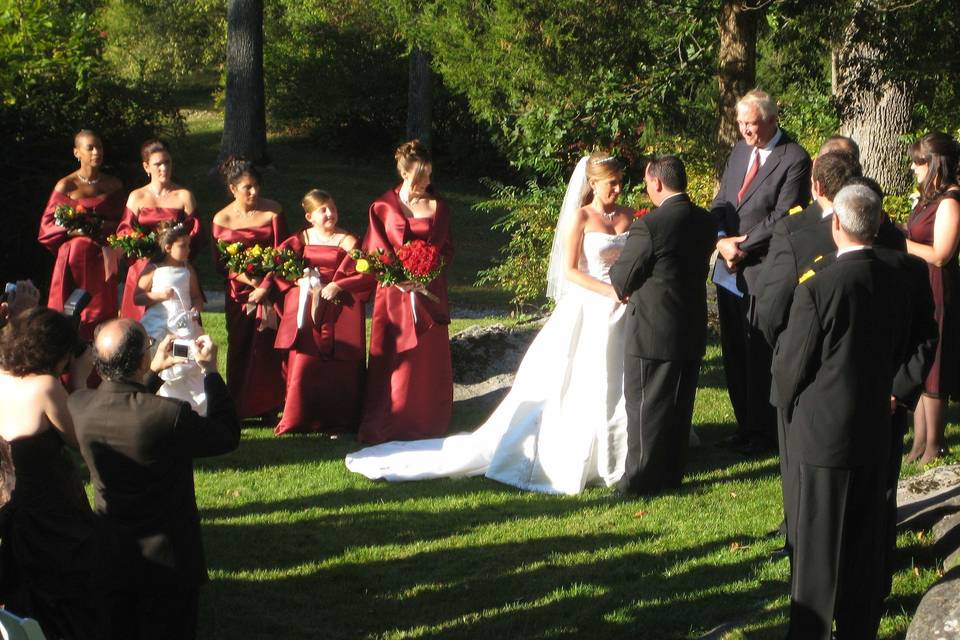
[273,233,374,435]
[117,206,203,320]
[357,187,454,444]
[38,189,125,340]
[212,217,288,419]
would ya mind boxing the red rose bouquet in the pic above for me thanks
[54,203,103,238]
[351,240,444,303]
[107,226,157,259]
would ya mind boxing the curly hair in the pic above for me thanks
[0,307,77,376]
[219,155,262,188]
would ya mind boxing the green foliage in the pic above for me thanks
[98,0,224,87]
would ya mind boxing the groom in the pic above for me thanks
[610,155,715,495]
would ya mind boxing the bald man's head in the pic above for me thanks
[94,318,148,381]
[819,135,860,161]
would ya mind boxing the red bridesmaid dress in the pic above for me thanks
[38,189,125,340]
[357,187,454,444]
[117,206,203,320]
[273,232,374,435]
[212,216,288,419]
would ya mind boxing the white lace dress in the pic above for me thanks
[345,232,630,494]
[140,265,207,415]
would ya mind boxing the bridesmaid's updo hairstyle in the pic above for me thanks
[219,156,262,189]
[0,307,78,376]
[583,150,624,205]
[153,219,191,261]
[395,139,432,185]
[302,189,334,214]
[140,138,168,163]
[74,128,99,148]
[910,132,960,207]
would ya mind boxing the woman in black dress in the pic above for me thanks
[0,308,102,639]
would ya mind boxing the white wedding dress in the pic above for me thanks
[345,231,630,495]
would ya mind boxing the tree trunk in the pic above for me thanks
[406,47,433,148]
[219,0,267,165]
[715,0,764,179]
[833,3,915,195]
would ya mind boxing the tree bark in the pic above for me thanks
[833,2,915,194]
[406,47,433,148]
[219,0,267,165]
[715,0,764,179]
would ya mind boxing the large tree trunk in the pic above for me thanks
[833,3,915,195]
[406,47,433,148]
[219,0,267,165]
[715,0,765,179]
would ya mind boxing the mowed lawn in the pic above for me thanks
[141,107,959,639]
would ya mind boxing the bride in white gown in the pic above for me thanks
[345,152,635,494]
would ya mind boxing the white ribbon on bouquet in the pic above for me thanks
[297,267,323,329]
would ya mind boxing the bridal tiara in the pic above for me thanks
[590,156,617,165]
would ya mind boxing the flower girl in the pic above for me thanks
[134,220,207,414]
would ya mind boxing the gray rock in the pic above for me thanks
[898,465,960,532]
[906,566,960,640]
[450,319,545,387]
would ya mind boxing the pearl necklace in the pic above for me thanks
[77,172,100,185]
[596,208,617,221]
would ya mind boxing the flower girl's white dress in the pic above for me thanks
[346,232,630,494]
[140,265,207,415]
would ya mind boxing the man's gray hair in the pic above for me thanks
[736,89,779,122]
[833,184,882,243]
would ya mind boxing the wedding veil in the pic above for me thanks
[546,156,591,301]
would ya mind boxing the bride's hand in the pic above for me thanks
[605,285,623,303]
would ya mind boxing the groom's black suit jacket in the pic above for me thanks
[610,193,716,361]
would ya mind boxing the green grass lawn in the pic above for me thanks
[165,108,960,639]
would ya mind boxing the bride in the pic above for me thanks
[345,151,634,494]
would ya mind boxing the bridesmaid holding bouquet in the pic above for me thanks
[38,130,125,340]
[211,158,288,421]
[274,190,374,436]
[358,140,454,443]
[117,139,203,320]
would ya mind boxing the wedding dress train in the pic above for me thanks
[345,232,630,494]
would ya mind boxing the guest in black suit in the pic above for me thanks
[712,89,812,453]
[772,184,925,639]
[68,320,240,640]
[781,136,861,232]
[610,156,715,494]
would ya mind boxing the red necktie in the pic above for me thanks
[737,148,761,204]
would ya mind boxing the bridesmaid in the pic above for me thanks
[118,139,203,320]
[38,129,125,340]
[274,190,374,436]
[358,140,454,444]
[211,158,287,422]
[904,131,960,463]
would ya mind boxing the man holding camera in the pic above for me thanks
[68,318,240,640]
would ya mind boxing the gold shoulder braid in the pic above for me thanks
[799,269,816,284]
[788,205,804,215]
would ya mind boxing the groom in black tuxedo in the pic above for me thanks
[610,156,716,494]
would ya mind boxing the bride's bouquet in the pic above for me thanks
[54,203,103,238]
[351,240,444,302]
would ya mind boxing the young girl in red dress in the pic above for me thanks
[274,190,373,436]
[38,130,125,340]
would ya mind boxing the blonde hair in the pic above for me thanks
[302,189,334,213]
[582,151,623,205]
[395,139,432,186]
[736,89,779,121]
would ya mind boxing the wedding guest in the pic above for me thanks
[0,308,102,639]
[134,220,206,414]
[69,321,239,640]
[711,89,812,455]
[38,129,125,340]
[118,139,203,320]
[772,185,921,639]
[357,140,454,444]
[274,190,374,436]
[904,131,960,463]
[211,158,287,422]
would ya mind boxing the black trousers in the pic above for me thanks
[618,356,701,495]
[787,461,887,640]
[777,407,798,553]
[883,408,908,598]
[716,286,777,442]
[106,586,199,640]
